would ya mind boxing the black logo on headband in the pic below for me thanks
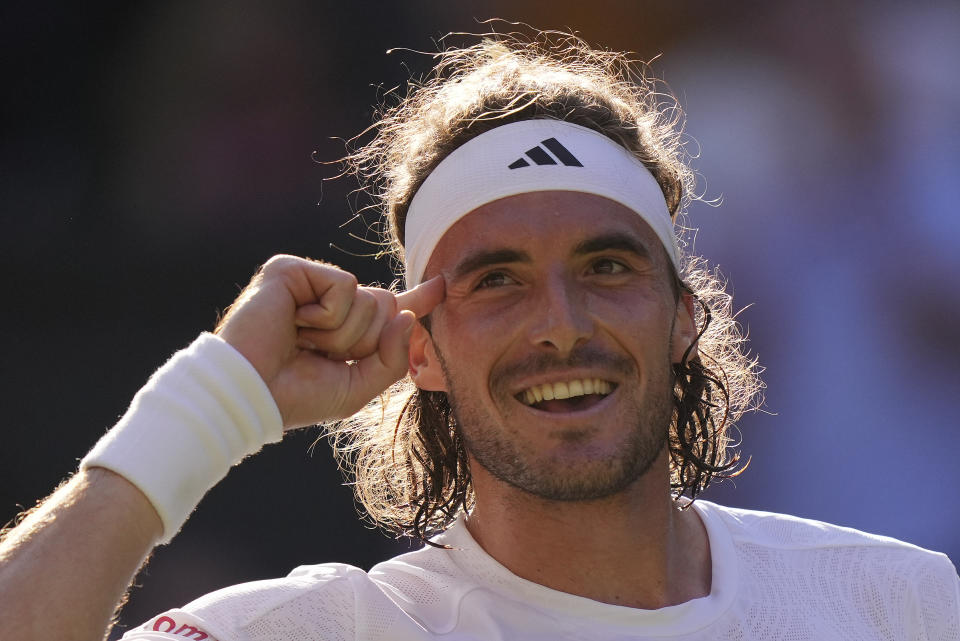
[508,137,584,169]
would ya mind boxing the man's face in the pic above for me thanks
[412,191,695,501]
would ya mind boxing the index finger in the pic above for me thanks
[396,275,445,318]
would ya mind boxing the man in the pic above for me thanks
[1,32,957,641]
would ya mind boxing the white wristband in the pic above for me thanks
[81,333,283,543]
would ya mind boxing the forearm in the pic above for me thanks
[0,467,162,641]
[0,260,434,640]
[0,332,283,640]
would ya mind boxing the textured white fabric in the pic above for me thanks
[81,333,283,543]
[403,120,678,287]
[123,501,960,640]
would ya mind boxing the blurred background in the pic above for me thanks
[2,1,957,636]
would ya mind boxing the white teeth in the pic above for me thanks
[520,378,614,406]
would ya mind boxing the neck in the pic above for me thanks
[464,450,711,609]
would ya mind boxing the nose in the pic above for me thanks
[526,272,594,354]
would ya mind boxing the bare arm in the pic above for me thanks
[0,468,162,641]
[0,255,444,641]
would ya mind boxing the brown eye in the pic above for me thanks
[476,271,516,289]
[591,258,627,275]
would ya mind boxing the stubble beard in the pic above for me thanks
[436,346,675,502]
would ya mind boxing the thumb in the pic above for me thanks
[346,310,417,407]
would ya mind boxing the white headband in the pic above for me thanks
[403,119,678,287]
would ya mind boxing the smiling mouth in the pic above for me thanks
[517,378,616,412]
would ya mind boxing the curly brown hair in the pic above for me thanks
[329,28,764,542]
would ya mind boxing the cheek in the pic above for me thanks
[440,294,531,339]
[433,306,514,369]
[590,291,677,354]
[433,305,528,394]
[589,287,670,324]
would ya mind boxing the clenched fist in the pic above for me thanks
[215,255,444,428]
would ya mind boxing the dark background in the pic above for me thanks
[2,2,957,637]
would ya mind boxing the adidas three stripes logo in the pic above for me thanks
[508,137,583,169]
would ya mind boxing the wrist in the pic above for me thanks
[80,333,283,543]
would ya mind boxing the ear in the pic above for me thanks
[670,291,699,365]
[408,322,448,392]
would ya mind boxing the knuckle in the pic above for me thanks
[338,270,359,291]
[323,267,359,298]
[355,288,379,313]
[373,287,399,310]
[262,254,301,274]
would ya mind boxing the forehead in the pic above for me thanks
[420,190,668,278]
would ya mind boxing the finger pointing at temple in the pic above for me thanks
[396,275,445,318]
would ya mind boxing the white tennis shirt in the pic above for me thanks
[123,499,959,640]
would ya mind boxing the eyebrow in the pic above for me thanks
[573,232,653,260]
[447,232,654,282]
[450,248,531,281]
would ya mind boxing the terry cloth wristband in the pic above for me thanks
[80,333,283,543]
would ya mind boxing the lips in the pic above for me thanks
[517,377,616,411]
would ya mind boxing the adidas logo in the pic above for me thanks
[508,137,583,169]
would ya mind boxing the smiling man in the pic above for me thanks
[1,32,958,641]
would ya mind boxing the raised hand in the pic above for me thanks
[215,255,444,428]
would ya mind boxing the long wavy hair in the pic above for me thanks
[329,28,764,542]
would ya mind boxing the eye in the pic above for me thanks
[590,258,628,275]
[475,271,517,289]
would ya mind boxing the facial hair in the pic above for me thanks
[435,344,675,502]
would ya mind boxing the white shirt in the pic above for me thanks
[123,500,960,640]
